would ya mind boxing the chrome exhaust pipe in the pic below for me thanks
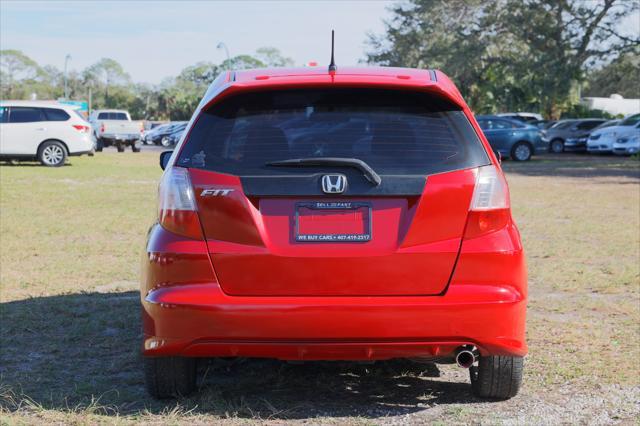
[455,348,476,369]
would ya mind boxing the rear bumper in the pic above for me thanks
[564,138,587,151]
[142,223,527,361]
[613,146,639,155]
[142,282,526,360]
[101,133,139,142]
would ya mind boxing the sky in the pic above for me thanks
[1,0,394,84]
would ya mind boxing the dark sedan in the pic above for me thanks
[476,115,546,161]
[144,122,187,145]
[160,126,186,147]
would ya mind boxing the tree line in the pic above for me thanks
[365,0,639,118]
[1,0,638,120]
[0,47,293,121]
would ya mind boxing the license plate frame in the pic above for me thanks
[294,201,372,242]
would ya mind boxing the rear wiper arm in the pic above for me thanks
[265,157,382,186]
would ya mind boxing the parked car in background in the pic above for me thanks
[497,112,544,123]
[160,126,186,147]
[565,119,620,153]
[0,101,94,167]
[542,118,607,153]
[476,115,545,161]
[140,122,169,142]
[141,122,174,145]
[613,132,640,156]
[89,109,143,152]
[587,114,640,154]
[144,122,187,145]
[143,67,527,400]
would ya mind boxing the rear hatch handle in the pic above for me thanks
[265,157,382,186]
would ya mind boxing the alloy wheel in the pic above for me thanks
[514,144,531,161]
[42,145,65,165]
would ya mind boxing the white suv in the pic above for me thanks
[0,101,94,167]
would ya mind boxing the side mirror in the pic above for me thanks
[160,150,173,170]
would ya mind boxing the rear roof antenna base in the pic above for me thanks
[328,30,337,73]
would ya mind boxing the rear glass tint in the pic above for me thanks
[178,88,489,176]
[43,108,70,121]
[97,112,128,120]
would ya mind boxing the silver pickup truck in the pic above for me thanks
[89,109,143,152]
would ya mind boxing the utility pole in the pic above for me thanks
[64,54,72,100]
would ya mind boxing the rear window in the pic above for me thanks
[552,121,576,130]
[43,108,70,121]
[478,118,522,130]
[178,88,489,176]
[97,112,128,120]
[576,120,604,130]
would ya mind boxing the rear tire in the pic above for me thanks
[116,143,125,153]
[511,142,532,161]
[132,142,141,152]
[549,138,564,153]
[144,356,197,399]
[470,355,523,399]
[38,141,67,167]
[96,138,104,152]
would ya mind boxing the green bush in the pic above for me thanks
[560,104,620,119]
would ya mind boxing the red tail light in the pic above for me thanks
[72,124,90,133]
[464,165,511,239]
[158,167,203,240]
[100,123,105,133]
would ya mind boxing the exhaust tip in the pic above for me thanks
[455,349,476,369]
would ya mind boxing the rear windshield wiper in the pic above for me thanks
[265,157,382,186]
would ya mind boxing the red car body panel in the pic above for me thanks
[189,167,477,296]
[141,66,527,362]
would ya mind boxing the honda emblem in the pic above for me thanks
[321,174,347,194]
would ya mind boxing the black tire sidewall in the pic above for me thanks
[470,355,524,399]
[144,356,197,399]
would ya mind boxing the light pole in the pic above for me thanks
[64,54,72,100]
[217,42,230,64]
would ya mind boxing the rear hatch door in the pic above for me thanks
[179,88,489,296]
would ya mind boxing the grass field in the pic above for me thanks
[1,151,639,425]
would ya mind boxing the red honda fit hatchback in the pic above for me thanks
[141,66,527,399]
